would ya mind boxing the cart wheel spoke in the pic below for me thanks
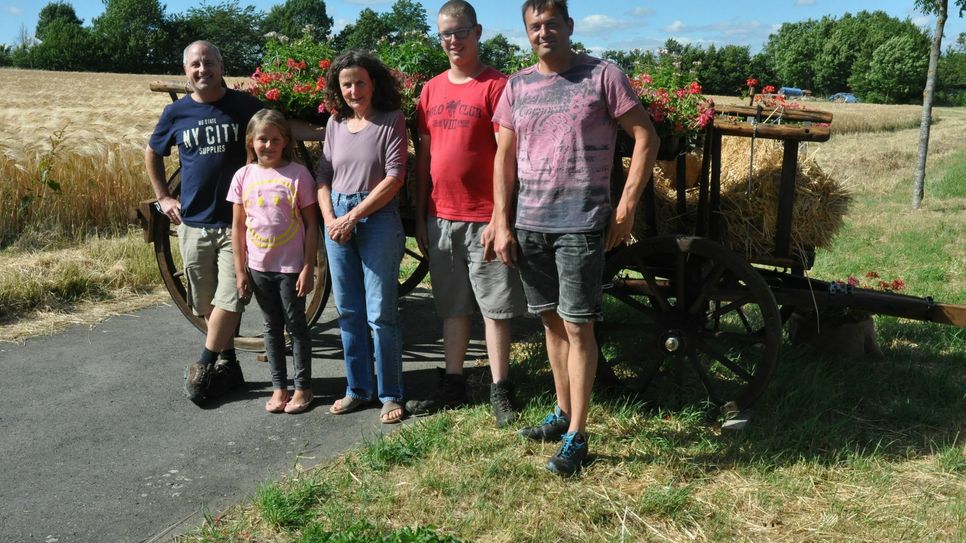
[687,262,728,314]
[693,336,755,383]
[640,267,672,312]
[685,352,725,405]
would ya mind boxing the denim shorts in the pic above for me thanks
[515,229,606,323]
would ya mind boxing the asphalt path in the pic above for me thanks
[0,290,497,542]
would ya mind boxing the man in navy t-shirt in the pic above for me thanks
[146,40,263,404]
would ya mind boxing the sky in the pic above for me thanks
[1,0,965,54]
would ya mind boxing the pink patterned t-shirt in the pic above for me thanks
[227,162,318,273]
[492,55,640,233]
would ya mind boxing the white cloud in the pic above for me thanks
[627,7,654,17]
[333,18,351,34]
[794,0,816,6]
[663,20,686,33]
[578,14,634,35]
[912,15,932,28]
[2,5,23,16]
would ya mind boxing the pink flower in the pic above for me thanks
[265,88,280,101]
[847,276,860,287]
[640,73,653,85]
[317,102,327,114]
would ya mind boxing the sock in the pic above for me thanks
[200,348,219,366]
[219,348,237,362]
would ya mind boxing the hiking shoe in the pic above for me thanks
[490,380,519,428]
[208,358,245,398]
[517,406,569,442]
[546,431,589,476]
[184,361,212,404]
[405,372,466,416]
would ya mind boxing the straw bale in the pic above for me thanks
[629,137,851,260]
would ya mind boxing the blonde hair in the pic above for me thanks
[245,109,294,164]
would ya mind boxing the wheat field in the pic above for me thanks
[0,68,254,246]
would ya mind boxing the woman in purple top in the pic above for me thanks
[316,50,408,424]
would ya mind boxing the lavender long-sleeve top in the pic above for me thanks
[316,109,407,194]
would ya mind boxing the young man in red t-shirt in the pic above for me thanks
[409,0,526,427]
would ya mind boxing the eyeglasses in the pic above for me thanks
[437,27,474,41]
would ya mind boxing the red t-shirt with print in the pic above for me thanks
[416,67,507,222]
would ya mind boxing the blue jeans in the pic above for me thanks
[325,191,405,404]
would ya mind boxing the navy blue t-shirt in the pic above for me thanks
[149,89,264,228]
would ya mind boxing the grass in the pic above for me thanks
[175,106,965,542]
[2,69,966,540]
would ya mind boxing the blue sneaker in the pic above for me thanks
[546,431,589,476]
[517,405,569,442]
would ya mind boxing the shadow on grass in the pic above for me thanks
[512,308,966,475]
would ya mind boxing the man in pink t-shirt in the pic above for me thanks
[409,0,526,427]
[486,0,660,476]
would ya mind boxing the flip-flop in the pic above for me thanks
[380,401,405,424]
[329,395,370,415]
[284,392,314,414]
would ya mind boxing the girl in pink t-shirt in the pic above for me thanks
[229,109,319,414]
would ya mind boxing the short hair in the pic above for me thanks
[439,0,478,26]
[520,0,569,23]
[324,50,403,121]
[183,40,223,66]
[245,109,295,164]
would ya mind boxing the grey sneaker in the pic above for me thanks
[184,361,212,404]
[517,406,569,442]
[208,358,245,398]
[405,372,466,416]
[546,431,589,476]
[490,380,519,428]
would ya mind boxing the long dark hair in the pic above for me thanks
[324,50,402,121]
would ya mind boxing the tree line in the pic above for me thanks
[0,0,963,105]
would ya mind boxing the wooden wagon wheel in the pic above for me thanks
[602,235,781,412]
[151,167,330,351]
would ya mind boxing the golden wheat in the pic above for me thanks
[0,68,249,245]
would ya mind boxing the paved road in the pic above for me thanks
[0,291,492,542]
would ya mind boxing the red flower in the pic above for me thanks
[286,58,296,69]
[763,85,776,94]
[265,88,280,101]
[891,279,906,291]
[319,59,331,70]
[865,271,880,279]
[316,77,326,91]
[689,81,702,95]
[746,77,758,88]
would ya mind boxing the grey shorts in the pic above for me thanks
[178,223,244,316]
[427,217,526,320]
[515,228,606,323]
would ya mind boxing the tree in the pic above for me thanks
[333,8,392,51]
[852,34,930,103]
[385,0,430,37]
[912,0,966,209]
[29,18,96,70]
[36,1,83,42]
[0,44,11,67]
[91,0,169,73]
[262,0,333,42]
[168,1,263,75]
[481,34,523,74]
[333,0,429,50]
